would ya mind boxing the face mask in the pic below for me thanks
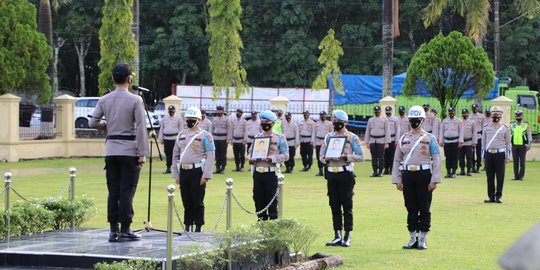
[217,113,223,117]
[236,113,242,118]
[449,113,455,118]
[386,113,391,117]
[463,115,468,120]
[168,111,174,116]
[320,116,326,121]
[409,118,423,129]
[333,122,345,131]
[186,119,198,129]
[492,116,500,122]
[261,122,273,131]
[399,111,404,116]
[516,117,523,122]
[251,115,257,120]
[304,115,309,120]
[374,112,380,116]
[286,117,291,122]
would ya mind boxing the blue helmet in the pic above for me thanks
[332,110,348,121]
[259,110,277,121]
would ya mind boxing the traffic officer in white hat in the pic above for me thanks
[172,107,215,232]
[392,105,442,250]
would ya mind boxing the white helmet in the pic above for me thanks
[185,107,202,119]
[407,105,426,119]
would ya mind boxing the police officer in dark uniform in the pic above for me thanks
[89,63,148,242]
[321,110,364,247]
[158,105,184,174]
[392,105,441,250]
[510,110,532,180]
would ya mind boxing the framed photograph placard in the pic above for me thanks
[250,136,272,159]
[324,136,346,158]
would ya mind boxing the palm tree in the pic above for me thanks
[423,0,539,41]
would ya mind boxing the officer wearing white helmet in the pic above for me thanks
[481,106,511,203]
[320,110,364,247]
[392,105,442,250]
[172,107,216,232]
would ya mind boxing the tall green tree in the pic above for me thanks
[403,31,494,117]
[98,0,137,96]
[207,0,248,100]
[313,29,344,95]
[0,0,51,103]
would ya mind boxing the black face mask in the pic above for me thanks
[463,115,468,120]
[492,116,500,122]
[168,111,175,116]
[409,118,423,129]
[386,113,391,117]
[236,113,242,118]
[374,112,380,116]
[217,113,223,117]
[399,111,405,116]
[251,115,257,120]
[333,122,345,131]
[186,119,198,128]
[261,122,273,131]
[516,117,523,122]
[303,115,309,120]
[286,117,291,122]
[320,116,326,121]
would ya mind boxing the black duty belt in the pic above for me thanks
[426,130,433,133]
[107,135,135,141]
[233,136,244,140]
[164,133,178,136]
[214,133,227,136]
[300,135,312,138]
[464,137,473,142]
[444,136,459,140]
[390,134,396,137]
[248,135,255,139]
[477,131,483,134]
[370,135,385,138]
[286,137,295,141]
[316,136,325,139]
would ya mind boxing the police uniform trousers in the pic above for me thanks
[384,141,397,172]
[459,145,473,172]
[474,138,482,169]
[316,145,323,170]
[179,167,206,226]
[232,142,246,169]
[300,142,313,168]
[163,139,176,170]
[402,170,432,232]
[485,152,505,200]
[214,140,227,169]
[285,144,296,170]
[512,145,527,179]
[253,171,279,220]
[444,142,459,173]
[369,143,385,174]
[326,170,355,231]
[246,142,252,157]
[105,156,141,225]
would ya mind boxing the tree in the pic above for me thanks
[403,31,494,117]
[207,0,249,100]
[0,0,51,103]
[313,29,344,95]
[98,0,137,96]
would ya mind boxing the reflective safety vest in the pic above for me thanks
[510,122,528,145]
[272,119,283,134]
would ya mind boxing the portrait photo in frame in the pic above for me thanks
[325,136,346,158]
[250,136,272,159]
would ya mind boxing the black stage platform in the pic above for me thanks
[0,228,215,269]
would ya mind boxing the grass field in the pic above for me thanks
[1,157,539,269]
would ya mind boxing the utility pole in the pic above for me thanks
[494,0,500,75]
[382,0,394,97]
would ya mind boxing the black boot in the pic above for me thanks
[341,231,351,247]
[325,230,342,246]
[219,165,225,174]
[163,167,171,174]
[466,168,472,176]
[445,169,451,178]
[108,222,120,242]
[451,169,457,178]
[402,231,418,249]
[235,165,240,172]
[383,168,389,175]
[185,225,192,232]
[215,165,220,174]
[459,169,465,176]
[119,224,141,241]
[194,225,202,232]
[316,168,323,176]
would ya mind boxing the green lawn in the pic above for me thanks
[1,157,539,269]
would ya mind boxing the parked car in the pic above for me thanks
[74,97,160,129]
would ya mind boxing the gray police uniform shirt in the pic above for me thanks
[199,118,213,133]
[229,117,247,143]
[399,116,411,135]
[171,128,215,180]
[250,132,289,168]
[212,115,231,141]
[391,131,442,184]
[459,118,477,146]
[319,129,364,167]
[440,117,462,143]
[422,112,435,132]
[282,120,300,147]
[158,115,184,141]
[432,116,441,140]
[364,116,390,144]
[89,87,149,157]
[246,118,262,141]
[315,120,333,146]
[387,116,400,142]
[482,122,512,159]
[299,118,316,144]
[471,112,484,139]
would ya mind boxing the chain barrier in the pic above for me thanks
[231,184,280,216]
[0,187,6,198]
[211,195,228,233]
[10,180,71,205]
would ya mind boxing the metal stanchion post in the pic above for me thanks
[4,172,11,240]
[225,178,233,231]
[166,184,176,270]
[69,167,76,229]
[277,173,284,219]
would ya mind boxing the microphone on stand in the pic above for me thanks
[132,85,151,93]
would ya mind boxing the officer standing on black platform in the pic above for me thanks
[283,112,299,173]
[158,105,184,174]
[385,106,399,175]
[299,111,316,172]
[510,110,532,180]
[321,110,364,248]
[482,106,511,203]
[212,106,231,174]
[172,107,215,232]
[365,106,389,177]
[315,111,333,176]
[89,63,148,242]
[392,105,441,250]
[471,104,484,172]
[440,107,461,178]
[459,109,477,176]
[248,111,289,221]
